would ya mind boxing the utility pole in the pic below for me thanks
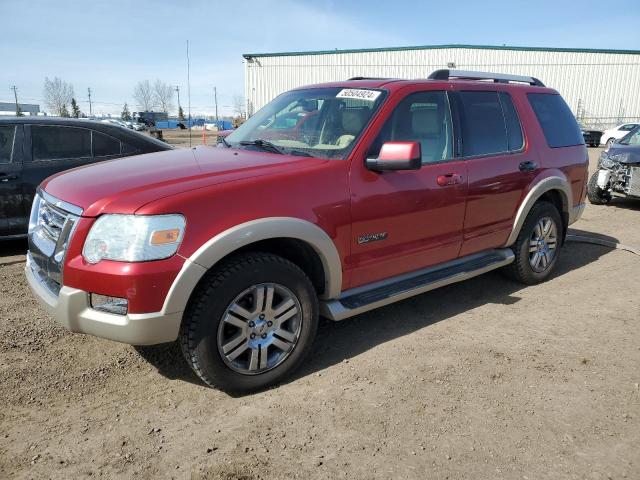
[186,39,192,147]
[87,87,93,117]
[11,86,20,115]
[175,85,181,112]
[213,86,219,126]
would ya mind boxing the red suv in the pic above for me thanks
[26,70,588,392]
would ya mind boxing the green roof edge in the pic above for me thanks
[243,43,640,59]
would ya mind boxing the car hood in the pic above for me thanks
[607,144,640,165]
[42,146,326,217]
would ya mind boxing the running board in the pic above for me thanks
[320,248,514,321]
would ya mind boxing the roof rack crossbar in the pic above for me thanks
[428,69,545,87]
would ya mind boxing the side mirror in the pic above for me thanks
[366,141,422,171]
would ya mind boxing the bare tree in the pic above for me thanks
[43,77,75,116]
[232,95,246,119]
[133,80,155,111]
[153,80,175,114]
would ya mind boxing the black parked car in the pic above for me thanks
[580,127,603,148]
[0,117,172,238]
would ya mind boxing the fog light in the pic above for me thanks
[90,294,128,315]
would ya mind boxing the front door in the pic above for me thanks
[0,124,26,236]
[348,89,468,289]
[21,124,93,213]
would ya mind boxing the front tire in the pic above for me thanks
[179,252,319,393]
[505,201,563,285]
[587,171,612,205]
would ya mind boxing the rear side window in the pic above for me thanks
[121,142,140,155]
[499,92,524,151]
[92,131,121,157]
[0,125,16,163]
[459,91,508,156]
[527,93,583,148]
[32,126,91,161]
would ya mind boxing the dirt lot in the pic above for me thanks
[1,148,638,480]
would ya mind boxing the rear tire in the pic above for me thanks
[179,252,319,393]
[587,171,611,205]
[505,201,563,285]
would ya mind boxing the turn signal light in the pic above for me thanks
[150,229,181,245]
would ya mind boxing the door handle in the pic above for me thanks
[437,173,463,186]
[519,161,538,172]
[0,174,18,183]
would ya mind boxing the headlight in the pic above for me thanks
[598,152,616,169]
[82,214,185,264]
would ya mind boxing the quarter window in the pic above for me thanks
[527,93,583,148]
[92,131,121,157]
[32,126,91,161]
[372,91,454,164]
[0,125,16,163]
[459,91,508,156]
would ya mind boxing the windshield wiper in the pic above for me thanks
[239,139,284,155]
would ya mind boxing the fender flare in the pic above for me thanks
[161,217,343,315]
[504,176,573,247]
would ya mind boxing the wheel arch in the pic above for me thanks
[504,176,572,247]
[161,218,342,316]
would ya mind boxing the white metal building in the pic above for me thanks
[243,44,640,128]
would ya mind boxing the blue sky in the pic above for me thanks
[2,0,638,116]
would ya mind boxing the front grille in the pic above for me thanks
[628,167,640,197]
[27,192,82,296]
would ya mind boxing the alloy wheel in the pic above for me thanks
[217,283,302,375]
[528,216,558,273]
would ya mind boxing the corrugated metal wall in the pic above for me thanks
[244,47,640,129]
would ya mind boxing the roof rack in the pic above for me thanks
[347,76,393,81]
[428,69,545,87]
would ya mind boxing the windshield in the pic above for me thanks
[619,126,640,145]
[225,87,387,159]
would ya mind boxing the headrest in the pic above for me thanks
[342,110,366,134]
[412,108,439,136]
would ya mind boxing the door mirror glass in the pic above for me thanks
[366,141,422,171]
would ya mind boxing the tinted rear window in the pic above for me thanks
[93,131,121,157]
[527,93,583,148]
[499,92,524,151]
[459,91,508,156]
[32,126,91,161]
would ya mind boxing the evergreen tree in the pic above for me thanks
[70,98,81,118]
[60,103,70,117]
[178,105,185,121]
[121,103,132,121]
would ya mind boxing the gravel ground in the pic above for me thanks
[0,148,638,480]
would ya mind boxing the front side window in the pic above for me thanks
[32,126,91,161]
[527,93,583,148]
[92,131,121,157]
[0,125,16,164]
[371,91,453,164]
[459,91,508,157]
[224,87,387,159]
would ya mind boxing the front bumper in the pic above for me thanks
[26,255,182,345]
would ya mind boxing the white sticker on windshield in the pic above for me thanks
[336,89,381,102]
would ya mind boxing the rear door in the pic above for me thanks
[452,89,534,256]
[0,124,26,236]
[21,125,93,211]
